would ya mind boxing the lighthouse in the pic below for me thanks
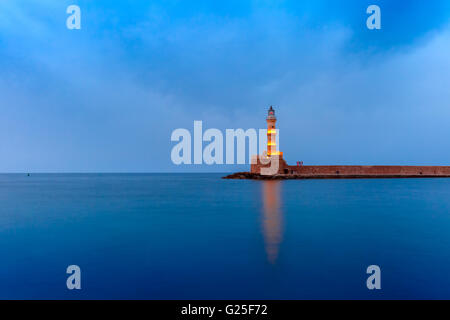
[250,106,287,175]
[266,106,278,156]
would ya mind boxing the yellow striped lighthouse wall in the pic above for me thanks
[267,119,276,156]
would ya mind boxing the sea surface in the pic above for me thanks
[1,173,450,299]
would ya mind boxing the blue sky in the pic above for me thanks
[1,0,450,172]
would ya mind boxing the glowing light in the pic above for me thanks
[268,142,276,146]
[267,151,283,156]
[267,129,276,134]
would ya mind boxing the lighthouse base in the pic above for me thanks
[250,154,288,175]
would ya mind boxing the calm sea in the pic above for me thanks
[1,173,450,299]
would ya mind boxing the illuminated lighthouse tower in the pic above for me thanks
[266,106,280,156]
[251,106,286,175]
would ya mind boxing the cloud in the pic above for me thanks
[278,25,450,165]
[0,1,450,171]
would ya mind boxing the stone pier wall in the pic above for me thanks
[285,165,450,177]
[250,155,450,177]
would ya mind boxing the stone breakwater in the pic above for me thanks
[222,169,450,180]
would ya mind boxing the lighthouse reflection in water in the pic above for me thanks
[261,180,283,264]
